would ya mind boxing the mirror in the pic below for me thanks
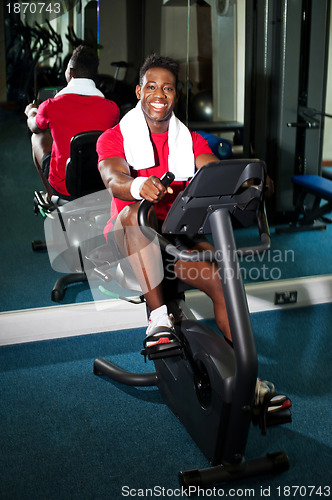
[0,0,331,314]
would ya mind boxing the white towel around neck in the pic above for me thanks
[120,101,195,181]
[55,78,105,98]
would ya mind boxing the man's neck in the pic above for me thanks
[147,119,170,134]
[68,78,94,84]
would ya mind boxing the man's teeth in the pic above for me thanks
[151,103,165,108]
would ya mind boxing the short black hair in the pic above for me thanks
[69,45,99,79]
[139,54,179,86]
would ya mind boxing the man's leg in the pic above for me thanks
[112,203,177,350]
[113,202,165,309]
[31,130,54,199]
[113,208,230,342]
[173,240,232,341]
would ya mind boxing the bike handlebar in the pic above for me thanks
[137,172,270,262]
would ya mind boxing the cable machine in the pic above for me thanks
[244,0,331,221]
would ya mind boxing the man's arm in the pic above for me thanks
[99,157,172,203]
[24,103,44,134]
[195,153,218,170]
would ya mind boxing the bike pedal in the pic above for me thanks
[265,408,292,428]
[252,404,292,435]
[141,343,183,362]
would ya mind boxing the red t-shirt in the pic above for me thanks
[36,94,120,195]
[97,123,213,237]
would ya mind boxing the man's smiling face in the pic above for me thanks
[136,67,177,132]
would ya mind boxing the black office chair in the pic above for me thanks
[65,131,105,197]
[32,130,110,301]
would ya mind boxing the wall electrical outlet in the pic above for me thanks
[274,291,298,305]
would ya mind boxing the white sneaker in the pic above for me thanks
[255,378,275,406]
[145,313,176,348]
[254,378,292,417]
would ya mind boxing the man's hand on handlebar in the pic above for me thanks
[265,175,274,198]
[24,103,38,117]
[140,176,173,203]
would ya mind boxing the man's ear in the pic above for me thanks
[135,85,141,100]
[68,67,75,81]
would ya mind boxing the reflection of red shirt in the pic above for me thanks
[36,94,120,195]
[97,123,212,237]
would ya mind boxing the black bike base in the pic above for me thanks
[275,221,326,233]
[94,357,158,386]
[51,272,87,302]
[179,451,290,489]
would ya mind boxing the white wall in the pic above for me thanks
[160,4,201,92]
[323,4,332,162]
[0,3,6,102]
[98,0,128,78]
[236,0,245,123]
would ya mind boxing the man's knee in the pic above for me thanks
[119,203,140,227]
[31,129,52,152]
[119,203,157,229]
[30,132,38,151]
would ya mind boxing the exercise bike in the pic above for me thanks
[92,159,292,488]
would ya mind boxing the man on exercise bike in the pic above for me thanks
[97,54,280,408]
[25,45,120,200]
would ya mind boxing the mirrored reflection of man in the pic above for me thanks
[25,45,120,200]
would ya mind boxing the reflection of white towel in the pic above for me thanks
[55,78,105,97]
[120,101,195,181]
